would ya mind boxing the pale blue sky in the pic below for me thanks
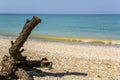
[0,0,120,14]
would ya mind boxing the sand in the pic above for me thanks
[0,38,120,80]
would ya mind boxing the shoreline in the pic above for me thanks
[0,37,120,62]
[1,34,120,46]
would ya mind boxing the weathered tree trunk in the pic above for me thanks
[0,16,52,80]
[0,16,42,80]
[9,16,41,61]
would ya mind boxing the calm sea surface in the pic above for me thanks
[0,14,120,40]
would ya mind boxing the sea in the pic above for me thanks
[0,14,120,44]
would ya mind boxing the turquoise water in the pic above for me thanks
[0,14,120,40]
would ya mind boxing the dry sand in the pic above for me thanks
[0,38,120,80]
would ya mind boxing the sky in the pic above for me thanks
[0,0,120,14]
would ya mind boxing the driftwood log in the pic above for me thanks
[0,16,52,80]
[9,16,41,61]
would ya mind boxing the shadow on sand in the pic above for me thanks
[40,71,88,77]
[27,68,87,78]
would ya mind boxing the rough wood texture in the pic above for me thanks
[24,58,53,69]
[0,16,42,80]
[0,55,15,80]
[9,16,41,61]
[15,68,33,80]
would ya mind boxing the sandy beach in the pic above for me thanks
[0,38,120,80]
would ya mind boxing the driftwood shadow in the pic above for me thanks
[25,60,87,78]
[41,72,88,77]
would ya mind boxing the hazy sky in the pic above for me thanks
[0,0,120,14]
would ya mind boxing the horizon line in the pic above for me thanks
[0,13,120,15]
